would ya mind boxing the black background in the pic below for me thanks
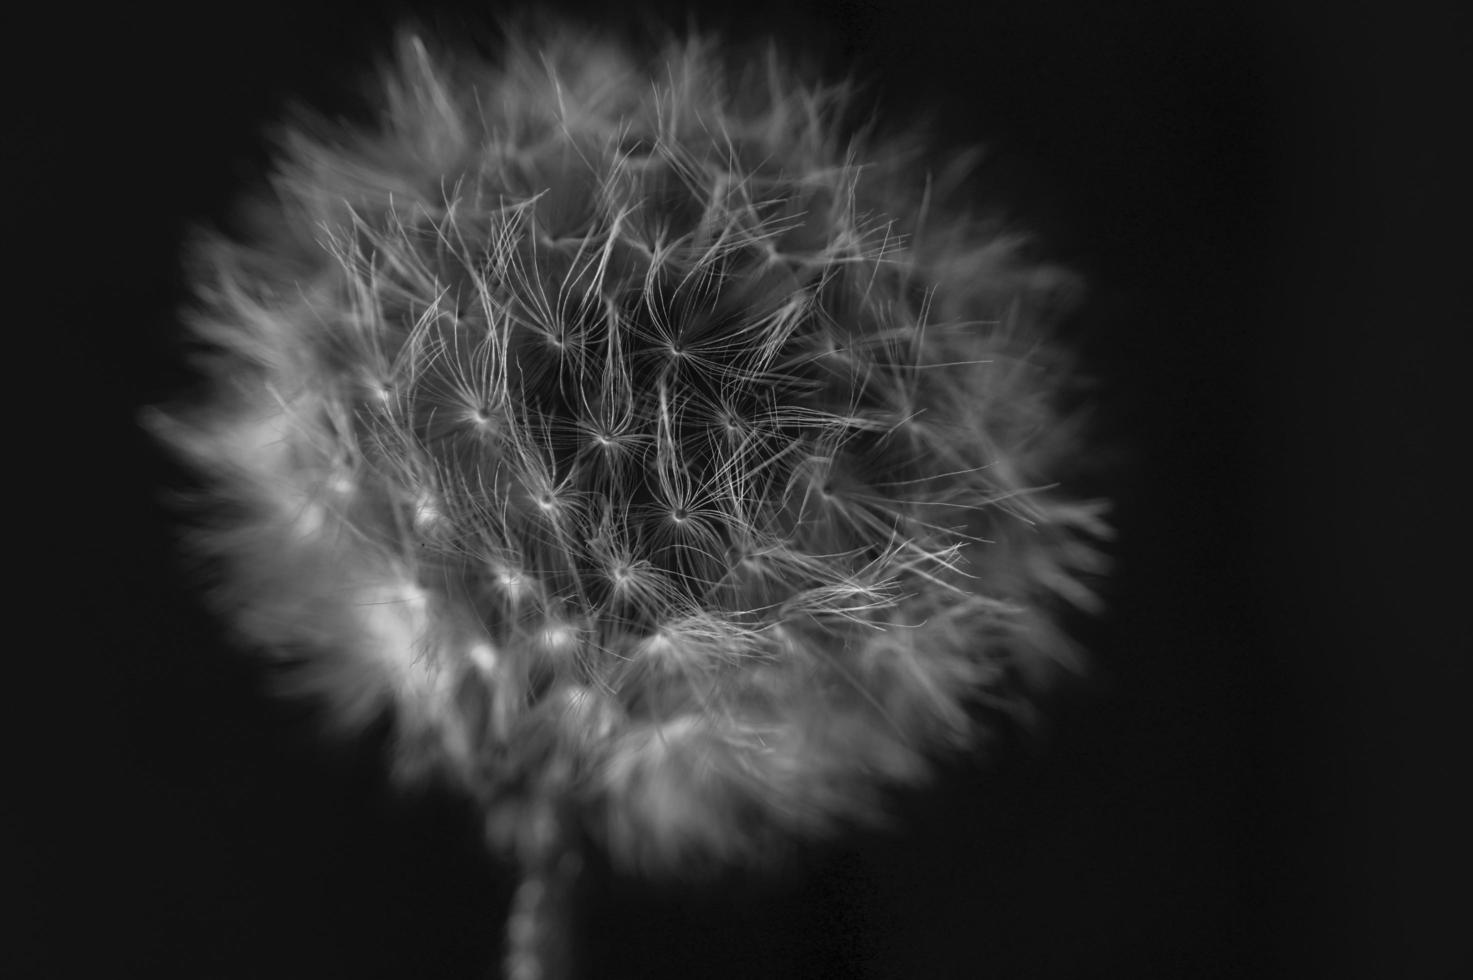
[14,1,1466,977]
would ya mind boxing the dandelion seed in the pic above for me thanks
[536,622,580,658]
[469,640,500,675]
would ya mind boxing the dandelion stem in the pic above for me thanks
[503,809,581,980]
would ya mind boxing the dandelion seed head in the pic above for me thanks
[148,21,1108,874]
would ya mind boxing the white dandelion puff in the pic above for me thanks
[145,20,1109,979]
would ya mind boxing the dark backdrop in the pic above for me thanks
[16,1,1465,977]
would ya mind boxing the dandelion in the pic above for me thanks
[147,20,1109,979]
